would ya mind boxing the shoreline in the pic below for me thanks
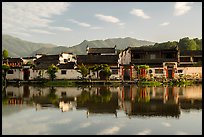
[4,79,202,87]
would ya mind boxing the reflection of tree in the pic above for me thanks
[2,87,9,104]
[77,87,112,105]
[135,87,150,103]
[47,87,58,105]
[77,90,90,104]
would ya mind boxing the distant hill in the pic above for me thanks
[2,35,57,57]
[2,35,155,57]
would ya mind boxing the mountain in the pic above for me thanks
[2,35,57,57]
[2,35,155,57]
[63,37,155,55]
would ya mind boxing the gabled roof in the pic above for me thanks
[88,48,116,54]
[77,55,118,65]
[180,50,202,56]
[34,55,59,69]
[3,58,23,63]
[129,45,179,52]
[58,62,75,69]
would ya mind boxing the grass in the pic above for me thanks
[44,80,77,87]
[137,81,163,87]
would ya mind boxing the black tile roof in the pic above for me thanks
[129,46,179,51]
[3,58,23,63]
[88,48,116,54]
[77,55,118,65]
[57,62,75,69]
[34,55,60,69]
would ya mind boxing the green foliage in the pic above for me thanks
[3,49,9,59]
[99,64,112,80]
[46,64,59,81]
[76,64,89,79]
[47,87,58,104]
[2,64,10,81]
[178,37,198,50]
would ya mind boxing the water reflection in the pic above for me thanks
[2,84,202,118]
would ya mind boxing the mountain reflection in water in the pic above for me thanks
[2,84,202,118]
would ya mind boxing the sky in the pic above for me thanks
[2,2,202,47]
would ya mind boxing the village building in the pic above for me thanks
[118,46,202,80]
[2,57,36,80]
[33,52,80,80]
[77,46,119,80]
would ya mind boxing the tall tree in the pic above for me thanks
[46,64,59,81]
[76,64,89,79]
[178,37,197,50]
[3,49,9,59]
[2,64,10,86]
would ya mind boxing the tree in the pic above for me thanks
[99,64,112,80]
[2,64,10,86]
[178,37,197,50]
[46,64,59,81]
[76,64,89,79]
[89,64,102,79]
[193,38,202,50]
[3,49,9,59]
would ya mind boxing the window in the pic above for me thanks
[149,69,152,74]
[64,59,68,62]
[61,70,66,75]
[8,70,14,74]
[150,54,156,59]
[111,69,118,74]
[61,92,66,96]
[155,69,163,74]
[178,70,183,73]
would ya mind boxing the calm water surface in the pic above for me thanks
[2,84,202,135]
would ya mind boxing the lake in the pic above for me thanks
[2,84,202,135]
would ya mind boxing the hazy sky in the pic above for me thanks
[2,2,202,47]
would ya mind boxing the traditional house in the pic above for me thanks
[119,46,179,80]
[33,52,79,80]
[2,58,24,80]
[174,50,202,79]
[77,46,119,79]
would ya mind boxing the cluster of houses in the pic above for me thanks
[2,45,202,81]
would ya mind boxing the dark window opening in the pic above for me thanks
[178,70,183,73]
[111,69,118,74]
[8,70,14,74]
[155,69,163,74]
[61,70,66,75]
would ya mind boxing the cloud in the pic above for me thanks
[49,26,72,31]
[2,2,71,36]
[97,126,121,135]
[174,2,194,16]
[130,9,151,19]
[30,29,55,35]
[161,122,171,127]
[80,122,92,128]
[95,14,125,26]
[90,27,103,30]
[160,22,170,26]
[137,129,152,135]
[175,131,189,135]
[69,19,91,27]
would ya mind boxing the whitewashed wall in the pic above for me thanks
[56,69,81,79]
[6,69,24,80]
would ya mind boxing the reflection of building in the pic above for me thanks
[176,85,202,110]
[2,84,202,117]
[118,85,181,118]
[76,86,119,117]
